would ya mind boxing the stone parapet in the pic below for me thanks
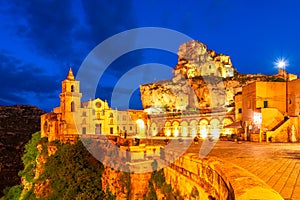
[163,152,283,200]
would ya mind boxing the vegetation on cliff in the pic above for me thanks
[3,131,41,200]
[3,132,115,200]
[143,160,183,200]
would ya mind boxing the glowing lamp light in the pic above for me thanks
[152,130,157,136]
[182,127,187,137]
[191,127,197,137]
[253,112,262,124]
[174,129,179,137]
[200,127,208,139]
[224,129,231,135]
[166,129,171,137]
[275,58,288,69]
[136,119,145,129]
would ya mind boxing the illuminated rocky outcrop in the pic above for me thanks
[140,40,237,110]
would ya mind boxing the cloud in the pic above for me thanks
[6,1,76,59]
[0,52,60,110]
[2,1,140,75]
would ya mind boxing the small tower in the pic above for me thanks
[59,68,82,134]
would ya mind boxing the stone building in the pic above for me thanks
[236,74,300,142]
[41,69,146,142]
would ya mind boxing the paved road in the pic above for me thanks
[184,141,300,200]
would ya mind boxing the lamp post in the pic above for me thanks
[276,58,288,114]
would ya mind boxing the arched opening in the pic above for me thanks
[199,119,209,139]
[71,85,74,92]
[71,101,75,112]
[181,121,188,137]
[210,118,221,139]
[164,121,171,137]
[172,121,180,137]
[190,120,198,137]
[151,123,157,136]
[136,119,145,137]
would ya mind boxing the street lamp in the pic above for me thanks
[275,58,288,70]
[275,58,288,114]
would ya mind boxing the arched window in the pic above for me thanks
[71,101,75,112]
[71,85,74,92]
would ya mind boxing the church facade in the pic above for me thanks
[41,69,146,142]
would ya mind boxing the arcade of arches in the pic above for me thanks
[149,117,234,138]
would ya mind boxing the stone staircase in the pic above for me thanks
[270,117,289,131]
[266,117,290,142]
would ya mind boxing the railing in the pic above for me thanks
[270,117,289,131]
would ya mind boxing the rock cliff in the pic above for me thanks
[0,105,44,197]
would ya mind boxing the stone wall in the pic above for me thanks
[101,167,151,200]
[163,152,283,200]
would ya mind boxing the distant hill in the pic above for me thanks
[0,105,45,197]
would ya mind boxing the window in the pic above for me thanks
[110,119,113,124]
[110,113,113,118]
[71,85,74,92]
[263,101,268,108]
[123,126,126,130]
[82,112,86,116]
[82,127,86,134]
[123,115,126,121]
[71,101,75,112]
[82,119,86,125]
[97,113,100,119]
[130,126,132,131]
[95,102,101,108]
[110,127,113,134]
[238,108,242,114]
[92,110,95,115]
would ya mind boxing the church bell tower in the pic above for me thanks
[59,68,82,134]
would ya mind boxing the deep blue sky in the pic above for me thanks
[0,0,299,111]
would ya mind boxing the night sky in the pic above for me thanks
[1,0,300,111]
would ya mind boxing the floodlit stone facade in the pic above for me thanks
[240,78,300,142]
[174,40,234,78]
[41,69,146,142]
